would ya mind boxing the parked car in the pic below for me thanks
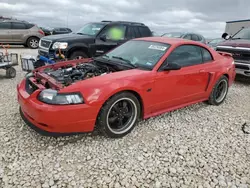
[38,21,152,59]
[50,27,72,35]
[162,32,206,44]
[40,27,52,36]
[0,20,44,49]
[217,27,250,77]
[207,38,225,50]
[18,37,235,138]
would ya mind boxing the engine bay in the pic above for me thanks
[43,61,119,86]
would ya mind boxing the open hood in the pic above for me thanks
[218,39,250,48]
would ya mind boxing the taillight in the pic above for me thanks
[39,30,45,35]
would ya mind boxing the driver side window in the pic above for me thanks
[99,25,126,41]
[167,45,203,67]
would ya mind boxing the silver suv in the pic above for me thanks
[0,20,44,49]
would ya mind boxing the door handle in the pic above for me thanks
[199,69,205,73]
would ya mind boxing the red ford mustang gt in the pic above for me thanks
[17,37,236,138]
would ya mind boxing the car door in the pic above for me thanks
[0,22,12,43]
[94,24,127,57]
[10,22,27,42]
[152,45,210,112]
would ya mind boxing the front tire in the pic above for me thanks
[27,37,39,49]
[96,92,141,138]
[208,75,229,105]
[69,51,88,60]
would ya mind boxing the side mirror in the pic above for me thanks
[100,34,107,41]
[162,62,181,71]
[222,32,231,40]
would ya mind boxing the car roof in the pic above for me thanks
[163,32,205,38]
[134,37,207,46]
[88,21,146,27]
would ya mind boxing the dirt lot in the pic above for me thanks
[0,47,250,188]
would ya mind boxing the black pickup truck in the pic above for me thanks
[38,21,152,59]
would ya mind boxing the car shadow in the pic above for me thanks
[235,75,250,85]
[0,74,7,80]
[0,45,25,49]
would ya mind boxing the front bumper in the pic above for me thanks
[38,48,54,58]
[235,62,250,77]
[38,48,67,58]
[17,79,99,136]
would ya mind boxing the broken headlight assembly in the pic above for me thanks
[38,89,84,105]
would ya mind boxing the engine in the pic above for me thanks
[44,62,114,86]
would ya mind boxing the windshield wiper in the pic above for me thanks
[102,54,110,58]
[231,37,250,40]
[111,56,137,68]
[232,37,243,40]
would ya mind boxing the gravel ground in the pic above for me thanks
[0,47,250,188]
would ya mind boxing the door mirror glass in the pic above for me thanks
[162,62,181,71]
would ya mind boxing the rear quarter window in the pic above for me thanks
[133,27,141,38]
[138,27,152,37]
[201,48,213,62]
[26,23,34,29]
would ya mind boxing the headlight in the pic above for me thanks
[38,89,84,105]
[232,60,235,65]
[52,42,68,49]
[38,40,41,47]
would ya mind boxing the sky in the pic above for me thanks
[1,0,250,38]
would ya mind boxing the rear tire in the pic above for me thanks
[6,67,16,78]
[27,37,39,49]
[96,92,141,138]
[208,75,229,105]
[69,51,88,60]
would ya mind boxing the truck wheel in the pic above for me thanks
[96,92,141,138]
[6,67,16,78]
[27,37,39,49]
[69,51,88,59]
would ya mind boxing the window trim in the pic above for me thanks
[158,44,214,71]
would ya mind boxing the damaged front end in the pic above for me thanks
[23,58,122,95]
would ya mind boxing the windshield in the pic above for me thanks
[162,32,183,38]
[76,23,105,36]
[103,40,170,70]
[232,27,250,39]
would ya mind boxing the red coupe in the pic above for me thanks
[17,37,236,138]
